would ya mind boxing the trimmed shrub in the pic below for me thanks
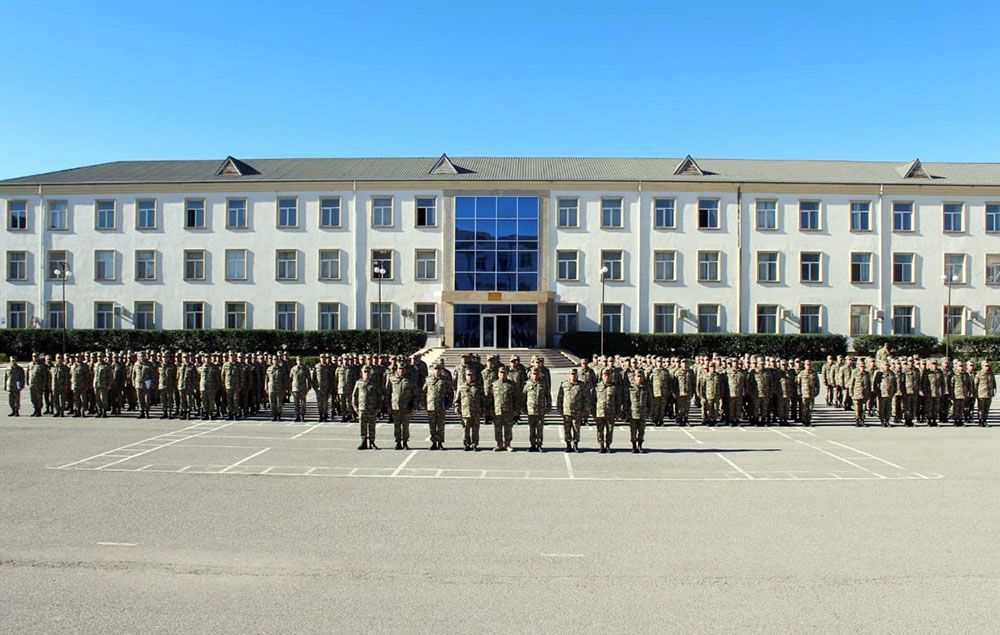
[946,336,1000,360]
[851,335,940,358]
[0,329,426,359]
[558,332,846,360]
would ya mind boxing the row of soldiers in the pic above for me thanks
[822,354,996,427]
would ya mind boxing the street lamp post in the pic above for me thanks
[373,265,386,356]
[943,273,959,358]
[600,266,609,357]
[53,267,71,356]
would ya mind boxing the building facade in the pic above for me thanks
[2,154,999,348]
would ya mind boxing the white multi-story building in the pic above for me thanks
[2,154,999,348]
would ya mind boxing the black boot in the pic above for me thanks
[358,439,369,450]
[632,442,639,454]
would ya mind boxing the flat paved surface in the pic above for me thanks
[2,396,999,633]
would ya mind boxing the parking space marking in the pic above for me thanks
[219,448,271,473]
[290,423,325,439]
[390,450,418,477]
[92,423,232,471]
[771,429,886,479]
[679,427,704,444]
[715,452,753,479]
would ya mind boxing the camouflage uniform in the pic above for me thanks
[923,367,945,425]
[594,379,618,450]
[92,359,113,418]
[289,363,312,421]
[265,362,286,421]
[314,360,336,422]
[490,374,518,450]
[199,360,220,419]
[159,358,178,418]
[797,367,820,426]
[51,360,71,417]
[974,369,996,426]
[675,367,697,425]
[950,368,972,426]
[179,361,199,419]
[848,367,872,426]
[875,367,897,426]
[628,378,653,451]
[556,374,587,451]
[6,362,25,416]
[71,359,90,417]
[28,358,49,416]
[424,372,454,448]
[454,380,485,450]
[522,376,548,450]
[388,371,418,447]
[352,374,381,447]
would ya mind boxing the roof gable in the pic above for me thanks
[216,156,260,177]
[429,153,474,175]
[899,158,931,179]
[674,155,707,176]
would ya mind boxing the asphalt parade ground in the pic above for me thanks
[2,394,999,633]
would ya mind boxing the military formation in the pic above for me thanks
[3,344,997,453]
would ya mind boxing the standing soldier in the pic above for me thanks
[777,361,797,426]
[454,372,484,451]
[352,366,380,450]
[974,362,995,427]
[753,360,772,425]
[923,360,945,426]
[6,357,25,416]
[264,356,285,421]
[522,368,549,452]
[848,362,872,427]
[628,372,653,454]
[650,359,668,427]
[179,354,200,420]
[159,352,178,419]
[823,356,836,406]
[70,355,89,418]
[507,355,527,423]
[727,360,747,427]
[899,358,920,427]
[875,361,897,427]
[490,367,518,452]
[51,355,71,417]
[675,359,697,426]
[131,352,155,419]
[338,355,358,422]
[289,357,312,423]
[314,354,336,422]
[950,361,972,426]
[556,369,587,453]
[92,353,113,418]
[388,364,418,450]
[110,354,126,415]
[424,363,453,450]
[28,354,49,417]
[594,368,618,453]
[198,354,219,420]
[577,358,598,426]
[797,361,820,426]
[701,364,724,426]
[221,352,242,421]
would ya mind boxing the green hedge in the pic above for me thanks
[851,335,940,358]
[558,332,847,360]
[946,336,1000,360]
[0,329,427,359]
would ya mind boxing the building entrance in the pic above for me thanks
[454,304,537,348]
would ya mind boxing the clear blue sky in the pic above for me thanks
[3,0,1000,179]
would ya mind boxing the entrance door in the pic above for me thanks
[496,315,510,348]
[481,315,496,347]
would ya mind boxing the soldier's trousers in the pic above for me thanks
[527,414,544,447]
[562,414,582,444]
[878,396,892,423]
[901,395,915,423]
[360,414,376,441]
[727,396,742,424]
[340,394,353,420]
[181,390,197,415]
[73,389,87,414]
[8,390,21,413]
[705,398,721,422]
[978,398,992,425]
[125,386,137,410]
[653,396,665,423]
[676,396,692,423]
[825,383,833,405]
[54,389,71,415]
[201,389,217,416]
[952,398,965,425]
[269,391,283,418]
[854,400,866,422]
[95,387,110,415]
[462,416,480,447]
[596,417,614,447]
[393,410,411,443]
[925,397,941,423]
[801,397,814,425]
[940,396,951,422]
[317,390,331,419]
[493,415,513,448]
[778,398,790,423]
[756,397,769,422]
[30,387,43,413]
[225,388,240,417]
[293,391,307,418]
[428,410,446,444]
[43,387,52,412]
[137,387,151,414]
[629,418,646,445]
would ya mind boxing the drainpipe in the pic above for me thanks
[636,180,643,334]
[736,185,743,333]
[877,183,888,335]
[352,178,359,329]
[37,185,45,327]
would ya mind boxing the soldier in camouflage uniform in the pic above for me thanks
[727,360,747,426]
[950,361,972,426]
[847,362,872,427]
[314,354,336,422]
[388,364,418,450]
[338,355,358,422]
[131,352,155,419]
[522,368,548,452]
[507,355,527,423]
[974,362,995,427]
[28,354,49,417]
[6,357,25,416]
[675,359,696,426]
[264,356,286,421]
[424,364,453,450]
[220,352,242,421]
[875,361,897,427]
[159,352,178,419]
[92,353,113,418]
[178,354,199,420]
[490,367,518,451]
[797,361,820,426]
[70,354,90,418]
[289,356,312,422]
[556,369,587,453]
[454,372,484,451]
[777,361,797,426]
[50,355,71,417]
[628,372,653,453]
[352,366,381,450]
[700,364,725,426]
[650,359,668,427]
[198,354,219,420]
[923,360,945,426]
[594,368,618,453]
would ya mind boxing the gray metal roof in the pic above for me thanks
[4,155,1000,186]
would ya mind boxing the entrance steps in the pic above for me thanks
[422,348,578,370]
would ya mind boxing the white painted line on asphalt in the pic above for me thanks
[825,440,907,470]
[541,553,584,558]
[97,542,137,547]
[771,429,886,479]
[56,420,210,469]
[291,423,324,439]
[564,452,575,479]
[390,450,418,477]
[92,423,233,471]
[715,452,754,479]
[262,467,275,474]
[219,448,271,473]
[678,428,704,444]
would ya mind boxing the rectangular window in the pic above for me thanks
[277,197,298,228]
[893,202,913,232]
[757,252,779,283]
[135,250,156,281]
[756,305,778,334]
[850,252,873,284]
[47,301,66,329]
[944,253,965,283]
[799,201,820,231]
[415,249,437,280]
[370,302,391,330]
[227,198,247,229]
[601,198,623,228]
[225,249,247,281]
[95,200,115,230]
[698,251,720,282]
[318,302,340,330]
[987,204,1000,233]
[48,200,68,230]
[600,250,623,281]
[415,303,436,332]
[556,304,578,333]
[320,197,341,228]
[850,305,871,337]
[653,304,676,334]
[7,301,27,329]
[318,249,341,281]
[944,306,964,336]
[94,302,117,329]
[755,200,777,230]
[986,306,1000,336]
[850,201,871,231]
[94,250,116,281]
[225,302,247,329]
[698,304,721,333]
[275,250,298,281]
[557,198,579,228]
[986,254,1000,286]
[653,198,676,229]
[800,252,821,283]
[800,305,821,334]
[275,302,297,330]
[6,251,27,281]
[372,196,393,227]
[183,250,206,281]
[653,250,676,282]
[601,303,623,333]
[7,200,27,230]
[698,199,720,229]
[183,302,204,329]
[454,195,539,292]
[136,199,156,230]
[47,250,68,280]
[415,197,437,227]
[893,253,915,284]
[134,302,155,330]
[943,203,963,233]
[892,306,915,335]
[556,250,578,281]
[184,199,205,229]
[371,249,392,280]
